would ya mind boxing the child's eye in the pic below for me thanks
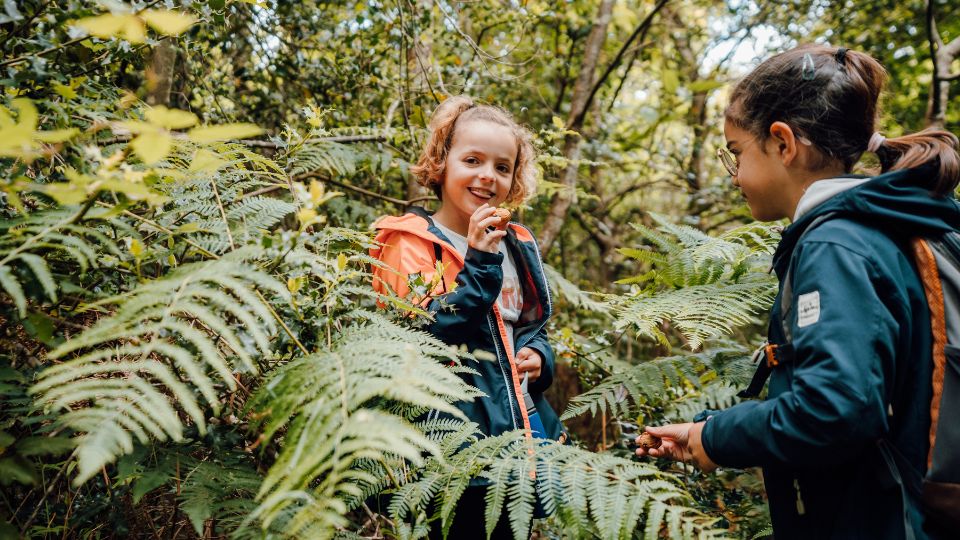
[497,164,511,174]
[464,156,479,164]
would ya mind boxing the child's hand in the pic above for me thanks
[635,422,717,472]
[468,204,508,253]
[515,347,542,381]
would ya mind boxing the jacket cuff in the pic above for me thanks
[465,246,504,266]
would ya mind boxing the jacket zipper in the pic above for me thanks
[487,313,520,429]
[512,224,553,352]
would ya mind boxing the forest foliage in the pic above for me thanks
[1,0,957,538]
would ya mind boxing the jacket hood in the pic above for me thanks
[773,165,960,271]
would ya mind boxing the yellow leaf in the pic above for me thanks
[168,254,177,266]
[52,82,78,100]
[297,208,317,226]
[141,10,197,36]
[34,128,79,143]
[337,253,347,271]
[11,99,37,131]
[145,106,198,129]
[287,276,304,294]
[119,90,138,109]
[76,14,145,43]
[97,179,164,202]
[174,223,202,234]
[122,16,146,43]
[75,14,128,39]
[42,183,89,205]
[552,116,565,130]
[119,120,154,134]
[131,131,172,164]
[309,180,324,206]
[187,123,264,143]
[129,238,144,258]
[189,149,228,172]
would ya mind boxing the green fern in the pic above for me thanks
[612,215,779,349]
[387,428,727,540]
[246,316,485,539]
[30,256,287,485]
[286,140,361,178]
[0,211,123,316]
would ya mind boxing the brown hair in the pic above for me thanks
[410,95,538,206]
[725,44,959,196]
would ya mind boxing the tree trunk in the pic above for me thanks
[538,0,615,254]
[146,40,177,107]
[925,1,960,129]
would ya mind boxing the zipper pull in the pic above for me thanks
[793,478,806,515]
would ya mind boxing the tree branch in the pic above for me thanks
[574,0,669,128]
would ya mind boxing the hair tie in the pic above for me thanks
[867,132,886,153]
[801,53,816,80]
[835,47,848,66]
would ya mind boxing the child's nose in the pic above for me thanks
[478,164,496,181]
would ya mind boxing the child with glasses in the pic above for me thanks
[637,44,958,539]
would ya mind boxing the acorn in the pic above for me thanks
[638,432,662,450]
[493,207,511,230]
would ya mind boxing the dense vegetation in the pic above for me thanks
[1,0,956,538]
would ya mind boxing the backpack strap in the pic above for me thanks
[910,237,947,469]
[738,212,837,398]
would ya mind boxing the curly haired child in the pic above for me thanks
[371,96,565,539]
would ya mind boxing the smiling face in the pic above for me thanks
[723,119,796,222]
[433,119,518,234]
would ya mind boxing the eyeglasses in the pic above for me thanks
[717,133,813,178]
[717,146,739,177]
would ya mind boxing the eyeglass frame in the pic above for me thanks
[716,132,813,178]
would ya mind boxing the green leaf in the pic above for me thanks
[0,265,27,317]
[19,253,57,302]
[141,10,197,36]
[0,431,14,449]
[133,469,170,504]
[131,131,172,164]
[145,106,198,130]
[187,123,264,143]
[687,79,725,93]
[15,436,75,457]
[0,456,39,486]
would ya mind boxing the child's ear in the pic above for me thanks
[769,121,798,166]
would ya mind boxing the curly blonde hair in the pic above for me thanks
[410,96,538,207]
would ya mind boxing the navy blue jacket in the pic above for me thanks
[372,208,565,445]
[701,167,960,539]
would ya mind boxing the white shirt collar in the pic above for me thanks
[793,177,872,222]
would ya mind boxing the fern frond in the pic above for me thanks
[611,276,776,350]
[287,140,360,178]
[0,212,123,316]
[248,317,483,539]
[31,258,284,485]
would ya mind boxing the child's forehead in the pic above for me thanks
[450,120,518,157]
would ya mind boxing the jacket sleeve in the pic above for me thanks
[373,231,504,343]
[524,326,555,394]
[701,240,898,469]
[426,247,504,343]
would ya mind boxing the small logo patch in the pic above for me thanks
[797,291,820,328]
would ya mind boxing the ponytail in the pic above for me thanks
[875,129,960,197]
